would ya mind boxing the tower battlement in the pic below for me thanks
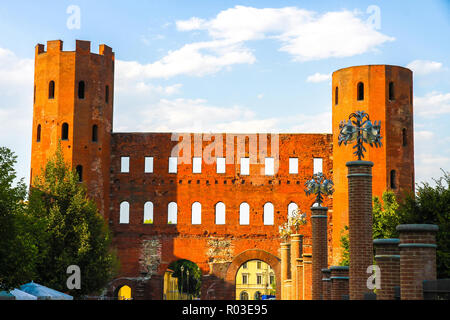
[35,40,114,58]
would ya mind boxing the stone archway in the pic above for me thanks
[224,249,281,300]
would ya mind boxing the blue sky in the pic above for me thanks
[0,0,449,186]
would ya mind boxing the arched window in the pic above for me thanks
[240,291,249,300]
[61,123,69,140]
[215,202,226,225]
[36,124,41,142]
[254,291,262,300]
[390,170,397,189]
[288,202,298,219]
[92,125,98,142]
[76,165,83,182]
[335,86,339,105]
[144,202,153,224]
[78,81,85,99]
[389,82,395,100]
[192,202,202,225]
[264,202,274,225]
[240,202,250,225]
[357,82,364,101]
[120,201,130,224]
[105,85,109,103]
[48,81,55,99]
[402,128,407,147]
[168,202,177,224]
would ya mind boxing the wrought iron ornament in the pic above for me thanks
[338,110,382,160]
[304,172,334,207]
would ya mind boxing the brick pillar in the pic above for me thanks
[284,280,292,300]
[280,242,291,300]
[311,206,328,300]
[321,268,331,300]
[373,238,400,300]
[330,266,349,300]
[296,258,304,300]
[397,224,439,300]
[302,253,313,300]
[290,234,303,300]
[347,161,374,300]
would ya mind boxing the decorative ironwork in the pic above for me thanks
[338,110,382,160]
[288,209,307,234]
[304,172,334,207]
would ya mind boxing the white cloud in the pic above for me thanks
[306,72,331,83]
[116,40,255,79]
[0,48,34,185]
[415,92,450,117]
[407,60,443,75]
[119,6,394,81]
[414,130,434,141]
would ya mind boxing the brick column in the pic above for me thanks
[302,253,313,300]
[321,268,331,300]
[296,258,304,300]
[347,160,374,300]
[373,239,400,300]
[290,234,303,300]
[397,224,439,300]
[280,242,291,300]
[330,266,349,300]
[284,280,292,300]
[311,206,328,300]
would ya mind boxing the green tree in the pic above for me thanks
[28,145,119,297]
[0,147,39,290]
[397,170,450,279]
[168,259,202,298]
[339,226,349,267]
[373,191,401,239]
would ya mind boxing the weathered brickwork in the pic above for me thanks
[330,266,349,300]
[311,207,328,300]
[373,238,400,300]
[397,224,438,300]
[30,41,415,299]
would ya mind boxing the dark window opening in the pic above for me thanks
[390,170,397,189]
[389,82,395,100]
[34,85,36,104]
[37,125,41,142]
[49,81,55,99]
[76,165,83,182]
[61,123,69,140]
[78,81,85,99]
[335,86,339,105]
[402,128,407,146]
[92,125,98,142]
[357,82,364,101]
[105,85,109,103]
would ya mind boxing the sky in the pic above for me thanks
[0,0,449,187]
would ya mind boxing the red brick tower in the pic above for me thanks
[331,65,415,265]
[30,40,114,218]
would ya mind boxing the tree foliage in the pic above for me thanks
[168,259,202,298]
[396,170,450,279]
[372,190,401,239]
[0,147,39,290]
[339,225,350,267]
[28,145,119,297]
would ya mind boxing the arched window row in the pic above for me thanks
[118,201,300,226]
[120,156,323,176]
